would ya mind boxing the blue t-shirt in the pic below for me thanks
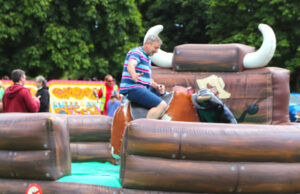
[107,99,121,117]
[120,46,152,94]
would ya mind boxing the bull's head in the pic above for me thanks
[144,24,276,69]
[192,89,237,124]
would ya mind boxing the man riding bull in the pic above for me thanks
[119,35,167,119]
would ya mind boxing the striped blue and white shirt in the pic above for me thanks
[120,46,152,94]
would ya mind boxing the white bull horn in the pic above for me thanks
[143,25,173,68]
[243,24,276,69]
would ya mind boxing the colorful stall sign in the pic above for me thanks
[48,80,105,115]
[1,80,37,97]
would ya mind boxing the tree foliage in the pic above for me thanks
[204,0,300,91]
[0,0,143,80]
[0,0,299,91]
[139,0,300,91]
[139,0,209,51]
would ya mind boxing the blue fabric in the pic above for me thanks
[126,87,162,109]
[120,46,152,93]
[107,99,121,117]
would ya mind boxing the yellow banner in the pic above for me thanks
[2,80,37,97]
[48,80,104,115]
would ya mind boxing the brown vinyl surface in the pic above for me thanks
[0,113,71,180]
[120,120,300,193]
[152,67,290,124]
[238,163,300,193]
[51,116,72,179]
[0,113,50,150]
[70,142,114,162]
[172,44,254,72]
[122,155,237,193]
[124,119,300,162]
[67,115,113,162]
[0,150,54,179]
[121,156,300,193]
[68,115,112,142]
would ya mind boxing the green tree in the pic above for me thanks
[140,0,300,91]
[0,0,143,80]
[204,0,300,92]
[138,0,210,52]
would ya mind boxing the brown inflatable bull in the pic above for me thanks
[145,24,276,71]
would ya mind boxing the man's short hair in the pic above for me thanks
[144,35,162,45]
[11,69,25,83]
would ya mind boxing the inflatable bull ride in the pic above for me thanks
[1,24,299,194]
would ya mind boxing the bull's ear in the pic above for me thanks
[196,95,211,103]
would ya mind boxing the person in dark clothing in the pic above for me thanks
[35,75,50,112]
[2,69,40,112]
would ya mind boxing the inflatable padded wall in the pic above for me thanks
[68,115,114,163]
[121,119,300,193]
[0,113,71,180]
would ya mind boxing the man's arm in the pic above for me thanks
[127,59,143,82]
